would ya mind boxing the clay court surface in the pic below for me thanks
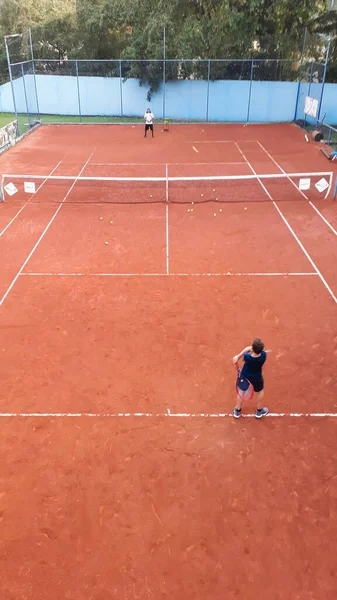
[1,123,337,599]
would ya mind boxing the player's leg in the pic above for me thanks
[234,395,243,419]
[144,124,148,138]
[150,124,154,138]
[255,388,268,419]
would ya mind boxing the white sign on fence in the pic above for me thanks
[304,96,318,118]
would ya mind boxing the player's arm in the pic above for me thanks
[232,346,252,364]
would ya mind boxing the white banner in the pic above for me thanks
[299,178,311,191]
[24,182,36,194]
[304,96,318,118]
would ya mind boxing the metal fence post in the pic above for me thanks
[317,37,331,127]
[119,60,123,117]
[163,27,166,121]
[304,61,314,127]
[21,62,30,123]
[246,60,254,124]
[29,28,40,120]
[75,60,82,122]
[206,59,211,122]
[294,27,307,121]
[4,36,20,135]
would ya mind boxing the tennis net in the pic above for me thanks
[0,170,334,204]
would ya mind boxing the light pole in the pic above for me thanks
[4,33,22,135]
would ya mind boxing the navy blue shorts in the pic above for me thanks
[248,377,264,393]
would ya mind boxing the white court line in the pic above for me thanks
[166,205,169,274]
[256,140,308,200]
[0,412,336,418]
[235,142,337,304]
[89,162,248,166]
[0,151,96,308]
[0,158,65,238]
[309,202,337,237]
[192,140,258,144]
[20,272,318,277]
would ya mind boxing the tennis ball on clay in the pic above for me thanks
[105,241,109,245]
[191,202,194,205]
[220,209,223,212]
[191,209,194,212]
[200,193,204,197]
[100,217,103,220]
[216,197,219,201]
[213,189,216,192]
[244,207,247,211]
[188,209,190,213]
[110,221,113,224]
[214,213,217,216]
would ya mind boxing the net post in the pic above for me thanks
[0,176,4,202]
[246,60,254,124]
[21,62,30,124]
[75,60,82,122]
[165,164,168,202]
[28,28,40,121]
[325,171,333,199]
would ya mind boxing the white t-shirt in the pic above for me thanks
[144,112,154,124]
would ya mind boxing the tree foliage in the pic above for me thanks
[0,0,336,89]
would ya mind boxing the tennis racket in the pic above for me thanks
[235,364,254,401]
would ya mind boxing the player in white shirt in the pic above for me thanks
[144,108,155,138]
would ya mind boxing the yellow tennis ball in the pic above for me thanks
[105,241,109,245]
[244,207,247,210]
[220,209,223,212]
[200,194,203,197]
[100,217,103,220]
[110,221,113,224]
[213,189,215,192]
[214,213,217,216]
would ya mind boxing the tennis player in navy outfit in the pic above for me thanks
[233,338,268,419]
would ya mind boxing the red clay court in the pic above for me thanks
[1,122,337,599]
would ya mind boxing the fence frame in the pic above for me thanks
[2,27,332,125]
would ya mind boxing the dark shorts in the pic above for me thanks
[145,124,154,131]
[248,377,264,393]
